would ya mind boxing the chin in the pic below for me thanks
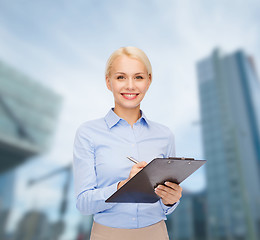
[118,103,140,110]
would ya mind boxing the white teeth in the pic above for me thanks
[123,94,137,97]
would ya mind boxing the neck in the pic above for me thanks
[113,105,141,127]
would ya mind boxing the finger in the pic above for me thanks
[165,182,182,191]
[155,185,182,199]
[154,188,178,204]
[131,162,145,171]
[155,188,180,204]
[155,185,175,195]
[161,194,178,205]
[129,163,146,178]
[131,165,145,174]
[136,161,147,168]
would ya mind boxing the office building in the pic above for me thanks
[0,59,62,174]
[196,49,260,240]
[14,210,50,240]
[0,59,62,238]
[167,190,207,240]
[0,169,15,238]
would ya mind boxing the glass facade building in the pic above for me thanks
[0,169,15,238]
[168,191,207,240]
[196,49,260,240]
[0,60,62,173]
[0,60,62,238]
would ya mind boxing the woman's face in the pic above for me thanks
[106,55,151,111]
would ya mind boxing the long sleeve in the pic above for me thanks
[72,109,181,228]
[160,199,180,215]
[73,126,117,215]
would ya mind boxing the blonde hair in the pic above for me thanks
[105,46,152,78]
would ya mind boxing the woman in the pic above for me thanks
[73,46,182,240]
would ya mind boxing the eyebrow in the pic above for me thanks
[114,72,126,75]
[114,72,146,75]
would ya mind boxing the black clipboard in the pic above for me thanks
[105,157,206,203]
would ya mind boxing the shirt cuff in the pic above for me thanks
[102,182,119,201]
[160,199,180,215]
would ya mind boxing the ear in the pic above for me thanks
[148,74,152,83]
[147,74,152,88]
[106,75,112,91]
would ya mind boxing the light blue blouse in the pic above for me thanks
[73,108,179,229]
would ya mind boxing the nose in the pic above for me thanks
[126,78,135,90]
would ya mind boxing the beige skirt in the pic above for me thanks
[90,220,169,240]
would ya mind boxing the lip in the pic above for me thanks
[121,93,139,100]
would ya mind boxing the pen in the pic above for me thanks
[127,156,139,164]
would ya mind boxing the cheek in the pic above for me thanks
[110,82,123,93]
[138,82,150,93]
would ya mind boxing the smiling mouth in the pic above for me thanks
[121,93,139,100]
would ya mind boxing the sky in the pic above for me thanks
[0,0,260,239]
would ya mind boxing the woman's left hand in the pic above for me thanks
[154,181,182,206]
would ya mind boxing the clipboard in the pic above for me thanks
[105,157,206,203]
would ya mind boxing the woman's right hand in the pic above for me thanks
[117,161,147,189]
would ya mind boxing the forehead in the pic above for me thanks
[111,55,147,73]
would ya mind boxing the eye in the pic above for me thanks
[136,75,144,79]
[116,75,125,80]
